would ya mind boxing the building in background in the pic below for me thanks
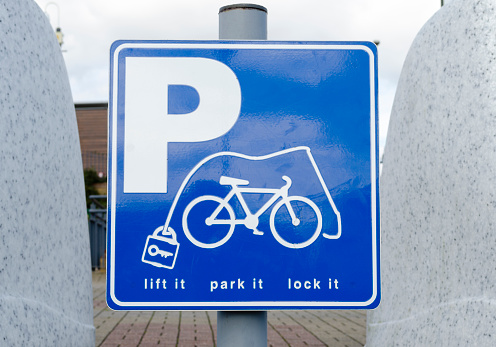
[75,102,108,177]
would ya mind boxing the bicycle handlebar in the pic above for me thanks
[282,175,292,187]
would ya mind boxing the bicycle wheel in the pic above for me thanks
[269,196,322,249]
[182,195,235,249]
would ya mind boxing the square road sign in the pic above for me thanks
[107,40,380,310]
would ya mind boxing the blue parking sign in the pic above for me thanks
[107,41,380,310]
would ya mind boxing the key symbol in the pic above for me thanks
[148,245,173,258]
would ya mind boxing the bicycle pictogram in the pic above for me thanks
[142,146,342,270]
[182,175,322,249]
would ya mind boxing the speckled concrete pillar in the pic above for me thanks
[367,0,496,345]
[0,1,94,345]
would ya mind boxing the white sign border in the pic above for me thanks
[108,41,379,309]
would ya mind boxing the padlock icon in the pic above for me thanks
[142,226,180,269]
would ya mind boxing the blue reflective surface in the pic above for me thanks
[108,41,380,310]
[167,84,200,115]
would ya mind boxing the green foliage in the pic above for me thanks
[84,168,106,208]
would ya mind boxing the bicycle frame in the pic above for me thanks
[183,174,323,248]
[206,177,294,228]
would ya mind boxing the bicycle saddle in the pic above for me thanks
[219,176,250,186]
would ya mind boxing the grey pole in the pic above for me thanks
[217,4,268,347]
[219,4,267,40]
[217,311,268,347]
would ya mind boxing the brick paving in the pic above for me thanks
[93,271,366,347]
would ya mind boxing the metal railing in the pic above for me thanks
[88,195,107,270]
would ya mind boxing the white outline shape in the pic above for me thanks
[109,42,378,309]
[162,146,341,241]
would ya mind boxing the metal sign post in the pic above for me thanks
[218,5,268,346]
[218,4,267,40]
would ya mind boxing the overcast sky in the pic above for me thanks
[34,0,441,152]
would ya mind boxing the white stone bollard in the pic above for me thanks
[367,0,496,345]
[0,1,94,345]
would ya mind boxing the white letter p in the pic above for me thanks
[123,57,241,193]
